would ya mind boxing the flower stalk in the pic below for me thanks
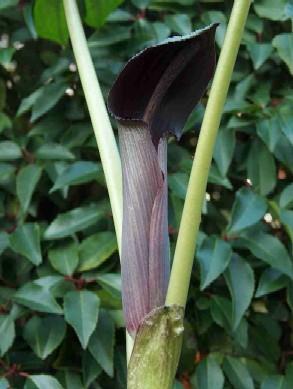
[166,0,252,308]
[63,0,122,245]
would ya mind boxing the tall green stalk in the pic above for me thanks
[166,0,251,307]
[62,0,136,360]
[63,0,122,246]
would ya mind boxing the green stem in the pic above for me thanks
[62,0,135,361]
[63,0,122,247]
[166,0,251,307]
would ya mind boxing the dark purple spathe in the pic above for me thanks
[108,24,217,335]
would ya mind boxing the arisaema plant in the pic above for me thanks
[63,0,251,387]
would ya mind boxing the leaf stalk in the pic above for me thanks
[166,0,252,307]
[63,0,122,246]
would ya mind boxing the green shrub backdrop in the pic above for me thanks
[0,0,292,388]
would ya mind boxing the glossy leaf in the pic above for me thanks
[246,43,273,70]
[260,375,285,389]
[44,204,108,239]
[247,140,276,196]
[58,371,83,389]
[31,81,67,122]
[34,0,68,45]
[0,231,9,255]
[197,236,232,290]
[48,241,79,276]
[213,127,235,176]
[16,165,42,213]
[50,161,101,192]
[0,378,9,389]
[272,33,293,75]
[84,0,124,29]
[14,281,63,314]
[223,356,254,389]
[64,290,100,349]
[0,0,18,10]
[237,231,293,279]
[0,141,22,161]
[0,315,15,356]
[79,231,117,271]
[88,309,115,377]
[227,187,267,236]
[26,375,64,389]
[255,269,288,297]
[195,355,225,389]
[254,0,288,21]
[10,223,42,266]
[24,316,66,359]
[224,255,254,330]
[164,14,192,35]
[35,143,74,160]
[168,172,188,200]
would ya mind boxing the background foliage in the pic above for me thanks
[0,0,292,388]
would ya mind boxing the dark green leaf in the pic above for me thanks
[34,0,68,45]
[254,0,288,21]
[0,315,15,356]
[0,0,18,10]
[82,351,102,388]
[88,309,115,377]
[272,33,293,75]
[64,290,100,349]
[35,143,74,160]
[224,255,254,329]
[17,88,44,117]
[84,0,124,29]
[246,43,273,70]
[14,281,63,314]
[16,165,42,213]
[210,296,232,330]
[168,173,188,200]
[26,375,64,389]
[260,375,285,389]
[44,204,108,239]
[131,0,151,9]
[48,241,79,276]
[280,209,293,230]
[58,371,83,389]
[247,140,276,196]
[227,187,267,235]
[255,269,288,297]
[164,14,192,35]
[237,231,293,279]
[213,128,235,176]
[96,273,121,299]
[195,354,225,389]
[0,232,9,255]
[79,231,117,271]
[10,224,42,266]
[208,164,232,189]
[24,316,66,359]
[0,377,9,389]
[0,141,22,161]
[223,356,254,389]
[197,236,232,290]
[31,81,67,122]
[50,161,101,192]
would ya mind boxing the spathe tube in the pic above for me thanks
[108,24,218,335]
